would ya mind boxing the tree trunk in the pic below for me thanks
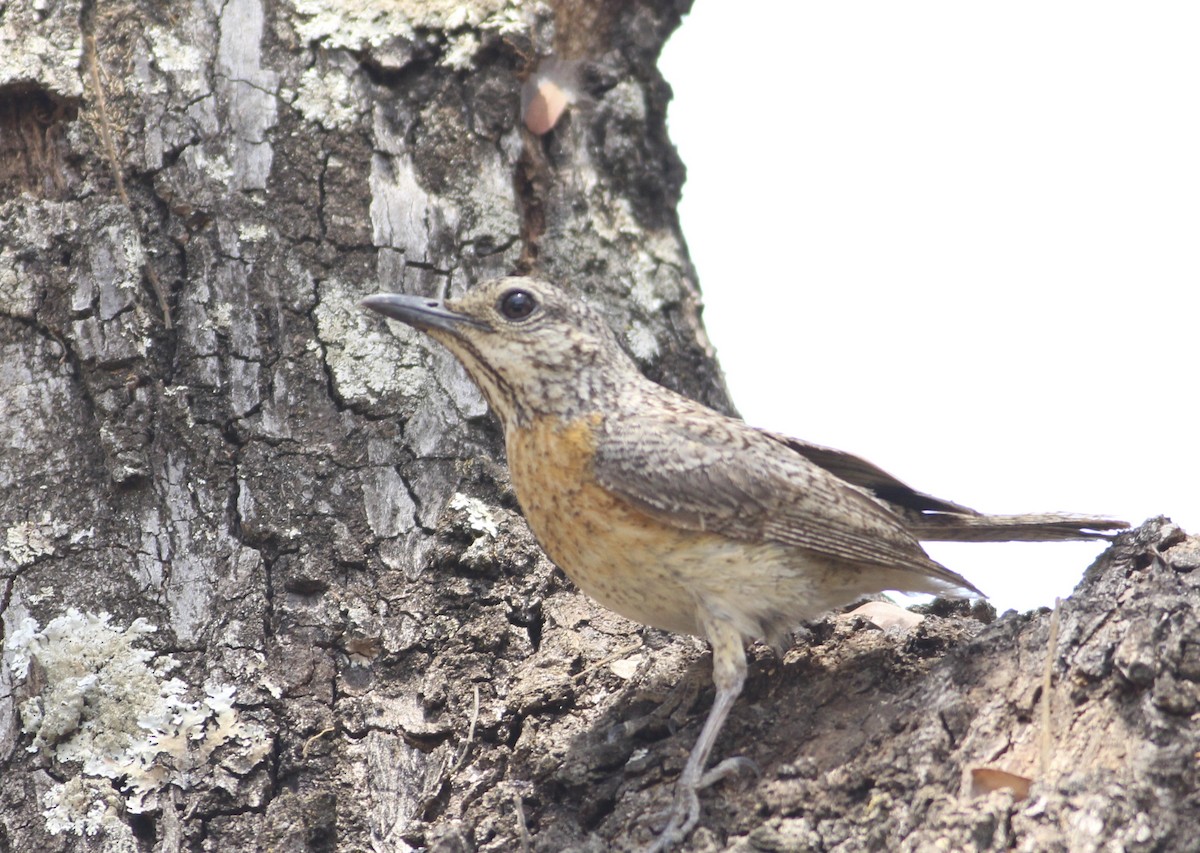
[1,2,1194,852]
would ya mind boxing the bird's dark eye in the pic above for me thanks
[499,289,537,320]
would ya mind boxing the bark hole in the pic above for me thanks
[0,85,78,200]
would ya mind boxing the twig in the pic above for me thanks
[302,725,336,758]
[573,636,645,682]
[84,36,129,208]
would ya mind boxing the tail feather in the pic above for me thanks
[764,428,1130,544]
[904,512,1130,543]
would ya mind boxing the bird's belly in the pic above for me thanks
[506,416,838,639]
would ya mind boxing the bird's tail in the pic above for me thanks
[905,512,1130,543]
[765,430,1131,544]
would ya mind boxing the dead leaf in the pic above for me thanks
[970,767,1032,801]
[846,601,924,631]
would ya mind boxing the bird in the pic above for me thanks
[361,277,1128,850]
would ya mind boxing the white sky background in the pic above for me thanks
[659,3,1199,613]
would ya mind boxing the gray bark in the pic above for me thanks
[1,2,1195,852]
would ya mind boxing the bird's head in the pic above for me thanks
[361,277,638,427]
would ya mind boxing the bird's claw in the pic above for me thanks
[644,785,700,853]
[699,754,760,788]
[644,754,756,851]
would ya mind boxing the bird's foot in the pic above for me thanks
[644,784,700,853]
[699,755,760,788]
[644,755,757,852]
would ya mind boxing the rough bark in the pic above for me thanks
[1,2,1195,853]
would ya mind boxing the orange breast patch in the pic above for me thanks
[505,414,706,635]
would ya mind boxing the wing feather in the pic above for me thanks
[592,393,977,592]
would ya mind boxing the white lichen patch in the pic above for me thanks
[146,25,203,73]
[3,610,271,835]
[314,284,431,405]
[290,0,415,50]
[237,222,270,243]
[179,145,235,185]
[449,493,499,538]
[0,3,84,98]
[442,31,481,70]
[0,246,38,317]
[4,519,59,566]
[625,320,661,362]
[41,776,137,852]
[289,0,527,55]
[293,65,360,129]
[27,585,59,604]
[478,4,528,35]
[212,301,235,329]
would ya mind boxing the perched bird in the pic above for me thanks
[362,277,1127,850]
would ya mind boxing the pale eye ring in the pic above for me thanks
[499,289,537,320]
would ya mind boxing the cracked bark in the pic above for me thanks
[1,2,1196,852]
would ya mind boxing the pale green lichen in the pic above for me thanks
[314,284,430,405]
[3,609,271,836]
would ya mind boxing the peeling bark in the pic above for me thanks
[1,2,1194,852]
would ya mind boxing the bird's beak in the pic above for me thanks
[360,293,484,334]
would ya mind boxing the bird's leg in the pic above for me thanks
[647,617,749,852]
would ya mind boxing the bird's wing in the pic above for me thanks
[756,430,980,515]
[591,394,977,592]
